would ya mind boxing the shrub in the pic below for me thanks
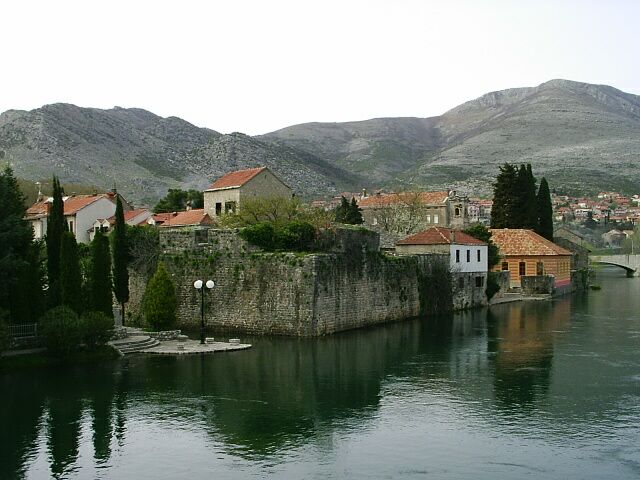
[143,263,178,331]
[486,272,501,301]
[39,306,83,356]
[81,311,115,348]
[277,221,316,251]
[0,309,10,352]
[239,222,276,251]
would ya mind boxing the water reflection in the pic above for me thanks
[2,276,640,479]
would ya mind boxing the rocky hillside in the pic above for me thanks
[0,104,361,205]
[262,79,640,195]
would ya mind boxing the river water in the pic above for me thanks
[2,270,640,479]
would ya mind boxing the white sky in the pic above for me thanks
[2,0,639,135]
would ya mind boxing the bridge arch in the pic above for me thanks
[591,260,636,276]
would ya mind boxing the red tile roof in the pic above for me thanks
[359,191,449,208]
[105,208,151,225]
[397,227,486,246]
[26,194,114,217]
[489,229,571,256]
[206,167,266,190]
[160,209,213,227]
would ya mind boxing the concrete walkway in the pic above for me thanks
[138,339,251,355]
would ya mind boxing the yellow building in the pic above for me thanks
[489,229,572,289]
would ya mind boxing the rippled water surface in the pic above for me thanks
[2,270,640,479]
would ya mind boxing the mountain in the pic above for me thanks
[0,104,361,205]
[261,79,640,195]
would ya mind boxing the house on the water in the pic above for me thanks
[203,167,292,218]
[396,226,488,309]
[489,229,572,293]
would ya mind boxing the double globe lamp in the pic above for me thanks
[193,279,215,344]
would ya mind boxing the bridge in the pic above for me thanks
[590,253,640,276]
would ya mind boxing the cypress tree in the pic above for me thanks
[525,164,539,229]
[490,163,519,228]
[60,231,83,314]
[514,164,538,229]
[0,165,35,320]
[536,177,554,241]
[334,196,350,223]
[143,262,177,331]
[46,176,65,307]
[112,196,129,325]
[10,241,45,325]
[346,197,364,225]
[89,232,113,318]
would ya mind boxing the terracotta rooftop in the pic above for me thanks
[397,227,486,246]
[26,194,114,218]
[489,229,571,256]
[359,191,449,208]
[104,208,151,225]
[206,167,266,191]
[160,209,213,227]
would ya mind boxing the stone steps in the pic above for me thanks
[110,335,160,354]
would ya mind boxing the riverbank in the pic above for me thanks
[0,345,120,371]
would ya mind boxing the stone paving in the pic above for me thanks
[138,339,252,355]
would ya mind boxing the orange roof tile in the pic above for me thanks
[26,194,114,218]
[206,167,266,190]
[359,191,449,208]
[489,229,571,256]
[160,209,213,227]
[397,227,486,246]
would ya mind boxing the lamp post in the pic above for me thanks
[193,279,215,344]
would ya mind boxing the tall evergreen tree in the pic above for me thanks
[346,197,364,225]
[112,196,129,325]
[0,165,35,320]
[514,164,538,229]
[536,177,554,241]
[334,196,350,223]
[143,262,177,331]
[46,176,65,307]
[490,163,519,228]
[10,241,45,325]
[60,231,83,314]
[89,232,113,318]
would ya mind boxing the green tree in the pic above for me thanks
[490,163,519,228]
[334,196,350,223]
[463,224,501,267]
[154,189,203,213]
[143,263,177,331]
[60,232,82,314]
[9,241,46,325]
[536,177,554,241]
[89,232,113,318]
[515,164,538,229]
[112,196,129,325]
[0,165,34,320]
[46,176,65,307]
[345,197,364,225]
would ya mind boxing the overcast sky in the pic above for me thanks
[2,0,639,135]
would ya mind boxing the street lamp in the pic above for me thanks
[193,279,215,344]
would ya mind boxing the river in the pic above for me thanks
[2,270,639,479]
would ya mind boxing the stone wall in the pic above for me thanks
[521,275,555,295]
[452,272,488,310]
[128,228,485,336]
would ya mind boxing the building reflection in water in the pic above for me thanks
[0,296,575,478]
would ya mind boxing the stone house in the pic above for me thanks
[203,167,292,218]
[25,192,129,244]
[489,229,572,291]
[396,227,488,308]
[554,226,591,271]
[89,208,153,241]
[159,209,214,228]
[358,190,469,234]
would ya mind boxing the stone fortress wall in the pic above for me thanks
[127,227,487,337]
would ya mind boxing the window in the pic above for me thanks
[215,202,222,216]
[225,201,237,213]
[426,214,431,223]
[477,249,481,262]
[455,206,461,217]
[519,261,526,276]
[536,261,544,276]
[456,249,460,263]
[373,217,378,225]
[501,261,509,271]
[68,220,74,233]
[475,276,484,287]
[458,277,465,289]
[433,214,439,224]
[466,250,470,262]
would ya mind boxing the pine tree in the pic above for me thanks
[60,231,83,314]
[536,177,554,241]
[112,196,129,325]
[346,197,364,225]
[46,176,65,307]
[143,263,177,330]
[525,164,539,229]
[334,196,350,223]
[490,163,519,228]
[0,165,36,320]
[89,232,113,318]
[514,164,538,229]
[10,241,45,325]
